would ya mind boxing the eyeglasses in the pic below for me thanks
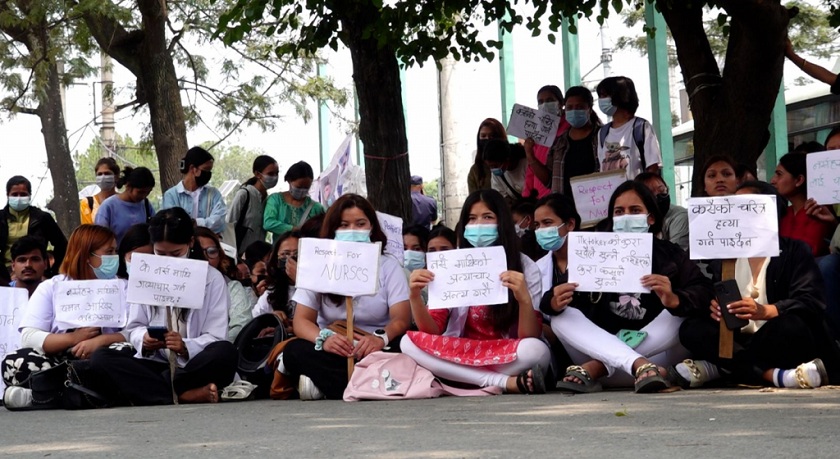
[204,247,220,259]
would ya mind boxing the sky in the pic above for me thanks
[0,3,835,210]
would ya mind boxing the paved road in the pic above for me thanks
[0,388,838,458]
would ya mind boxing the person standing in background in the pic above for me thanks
[162,146,227,234]
[80,158,120,225]
[263,161,325,241]
[523,85,571,199]
[410,175,437,229]
[226,155,278,256]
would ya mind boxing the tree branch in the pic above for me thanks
[79,6,143,77]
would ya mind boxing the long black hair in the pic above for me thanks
[606,181,663,235]
[266,230,302,314]
[118,223,151,279]
[244,155,278,186]
[457,189,523,333]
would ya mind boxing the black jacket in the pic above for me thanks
[541,238,714,334]
[0,205,68,280]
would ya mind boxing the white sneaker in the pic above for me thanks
[298,375,325,401]
[4,386,33,410]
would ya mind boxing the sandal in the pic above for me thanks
[634,362,669,393]
[221,380,257,401]
[515,365,546,395]
[794,358,828,389]
[555,365,603,393]
[668,359,709,389]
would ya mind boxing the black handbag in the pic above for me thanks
[9,360,109,410]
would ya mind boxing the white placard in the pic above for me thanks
[570,170,627,227]
[296,238,382,296]
[53,280,127,330]
[127,253,209,309]
[806,149,840,205]
[0,287,27,392]
[687,194,780,260]
[426,247,508,309]
[376,211,404,267]
[568,233,653,293]
[506,103,561,147]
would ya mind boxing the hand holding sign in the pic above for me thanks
[425,247,508,309]
[506,104,561,147]
[687,195,779,260]
[53,280,127,330]
[568,233,653,293]
[127,254,209,308]
[296,238,382,296]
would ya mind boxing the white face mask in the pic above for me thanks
[96,174,116,190]
[612,214,650,233]
[538,101,560,116]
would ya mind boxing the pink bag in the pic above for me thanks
[343,352,502,401]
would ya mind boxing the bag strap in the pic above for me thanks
[86,196,94,211]
[633,117,647,170]
[144,198,151,222]
[299,199,315,226]
[598,124,610,148]
[236,187,251,229]
[498,173,519,198]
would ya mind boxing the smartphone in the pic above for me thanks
[714,279,749,330]
[617,329,648,349]
[147,326,168,341]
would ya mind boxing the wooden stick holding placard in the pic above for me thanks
[718,260,736,359]
[345,297,355,377]
[165,306,178,405]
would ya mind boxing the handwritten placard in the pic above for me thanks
[376,211,404,267]
[687,194,779,260]
[568,233,653,293]
[506,103,561,147]
[570,170,627,227]
[127,253,209,309]
[53,280,127,330]
[296,238,382,296]
[425,247,508,309]
[806,149,840,205]
[0,287,27,392]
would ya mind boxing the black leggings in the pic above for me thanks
[679,311,840,385]
[89,341,237,405]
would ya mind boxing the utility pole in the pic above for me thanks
[100,52,116,155]
[600,24,613,79]
[437,57,466,228]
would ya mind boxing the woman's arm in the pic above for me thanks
[502,271,542,338]
[70,332,126,358]
[525,138,552,188]
[263,194,295,236]
[409,269,441,334]
[200,189,228,233]
[786,38,837,86]
[42,327,101,355]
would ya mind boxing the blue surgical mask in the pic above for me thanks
[404,250,425,271]
[463,224,498,248]
[535,224,567,252]
[612,214,650,233]
[8,196,31,212]
[565,109,589,128]
[538,101,560,116]
[335,229,371,243]
[125,260,131,274]
[598,97,617,116]
[90,254,119,279]
[491,168,504,177]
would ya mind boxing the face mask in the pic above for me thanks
[96,175,116,191]
[514,225,525,238]
[289,186,310,200]
[90,254,119,279]
[8,196,30,212]
[404,250,425,271]
[565,109,589,128]
[463,224,498,248]
[125,260,131,274]
[535,224,567,252]
[261,174,279,189]
[195,170,212,188]
[613,214,650,233]
[598,97,617,116]
[538,101,560,116]
[656,193,671,215]
[477,138,490,153]
[334,229,371,243]
[491,168,504,177]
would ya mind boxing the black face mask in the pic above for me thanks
[195,170,212,187]
[656,193,671,215]
[477,139,490,155]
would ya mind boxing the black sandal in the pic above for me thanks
[634,363,669,393]
[515,365,546,395]
[556,365,603,393]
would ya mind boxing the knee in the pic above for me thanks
[205,341,238,368]
[516,338,551,367]
[678,317,714,351]
[88,347,123,370]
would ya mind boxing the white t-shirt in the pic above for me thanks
[597,117,662,180]
[189,187,203,219]
[490,158,527,201]
[291,255,409,333]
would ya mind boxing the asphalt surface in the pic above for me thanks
[0,387,838,458]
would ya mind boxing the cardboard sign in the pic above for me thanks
[506,104,561,147]
[568,233,653,293]
[570,170,627,228]
[53,280,127,330]
[376,211,404,267]
[296,238,382,297]
[688,194,780,260]
[127,254,209,309]
[806,149,840,205]
[426,247,508,309]
[0,287,27,392]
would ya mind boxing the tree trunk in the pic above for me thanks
[662,0,789,196]
[137,0,188,191]
[340,8,412,221]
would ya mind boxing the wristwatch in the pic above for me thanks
[374,329,389,347]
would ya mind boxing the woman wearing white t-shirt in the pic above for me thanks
[483,140,528,205]
[280,194,411,400]
[596,76,662,180]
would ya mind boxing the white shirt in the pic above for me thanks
[292,255,409,333]
[490,158,527,201]
[734,257,770,334]
[188,187,203,219]
[597,117,662,180]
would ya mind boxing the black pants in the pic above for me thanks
[89,341,237,405]
[283,337,402,400]
[679,311,840,386]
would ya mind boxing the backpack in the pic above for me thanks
[234,313,287,399]
[598,117,648,171]
[343,352,502,401]
[233,187,251,248]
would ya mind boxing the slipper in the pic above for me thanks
[795,358,828,388]
[221,382,256,401]
[634,362,669,393]
[515,364,546,395]
[555,365,603,393]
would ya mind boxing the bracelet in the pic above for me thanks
[314,329,335,351]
